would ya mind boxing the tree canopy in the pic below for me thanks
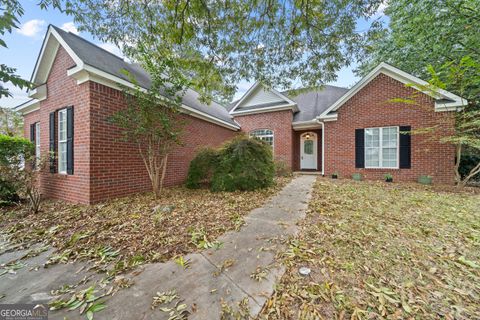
[0,0,32,98]
[358,0,480,82]
[40,0,384,103]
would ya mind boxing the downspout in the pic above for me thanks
[316,119,325,176]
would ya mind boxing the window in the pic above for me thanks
[304,140,314,155]
[35,122,40,165]
[250,129,274,147]
[365,126,399,168]
[58,109,67,174]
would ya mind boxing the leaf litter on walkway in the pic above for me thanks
[259,178,480,319]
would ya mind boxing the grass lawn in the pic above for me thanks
[260,178,480,319]
[0,177,290,273]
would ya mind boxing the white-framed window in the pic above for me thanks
[365,126,399,169]
[35,122,40,165]
[250,129,274,147]
[58,108,67,174]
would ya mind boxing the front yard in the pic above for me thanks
[260,178,480,319]
[0,177,291,273]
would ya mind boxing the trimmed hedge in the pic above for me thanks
[186,136,275,192]
[185,147,219,189]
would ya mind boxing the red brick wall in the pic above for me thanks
[24,46,91,203]
[324,73,456,184]
[88,82,236,203]
[234,110,294,167]
[24,46,237,204]
[292,129,322,171]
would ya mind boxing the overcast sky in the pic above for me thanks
[0,1,387,109]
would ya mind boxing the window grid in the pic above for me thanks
[250,129,274,148]
[365,126,399,169]
[58,109,67,174]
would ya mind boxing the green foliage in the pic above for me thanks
[0,107,23,136]
[0,135,34,206]
[39,0,384,103]
[211,136,275,192]
[109,77,184,199]
[0,134,33,166]
[0,0,32,97]
[185,147,219,189]
[0,134,43,212]
[358,0,480,84]
[274,160,292,177]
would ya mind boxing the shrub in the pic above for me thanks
[211,136,275,192]
[0,134,43,212]
[186,147,220,189]
[274,160,292,177]
[0,135,34,206]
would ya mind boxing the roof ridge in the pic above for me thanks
[51,24,126,62]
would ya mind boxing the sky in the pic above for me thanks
[0,1,385,109]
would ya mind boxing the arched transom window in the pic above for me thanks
[250,129,274,147]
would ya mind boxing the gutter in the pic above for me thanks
[316,119,325,176]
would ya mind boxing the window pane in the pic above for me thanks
[250,129,274,147]
[382,127,398,148]
[365,128,379,147]
[304,140,313,155]
[59,142,67,173]
[365,147,380,167]
[382,148,397,167]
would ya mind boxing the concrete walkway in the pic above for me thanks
[1,175,316,319]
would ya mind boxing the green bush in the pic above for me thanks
[0,135,34,205]
[186,147,219,188]
[211,136,275,192]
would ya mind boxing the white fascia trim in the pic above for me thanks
[68,64,240,131]
[230,104,297,116]
[28,83,47,101]
[318,62,466,119]
[292,119,322,130]
[31,26,84,85]
[15,99,40,115]
[229,81,262,114]
[229,82,299,114]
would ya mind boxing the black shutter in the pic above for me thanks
[30,123,35,142]
[399,126,411,169]
[66,106,74,175]
[355,129,365,168]
[49,112,56,173]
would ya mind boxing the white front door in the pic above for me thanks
[300,132,317,170]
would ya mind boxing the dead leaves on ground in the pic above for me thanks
[0,177,291,274]
[259,178,480,319]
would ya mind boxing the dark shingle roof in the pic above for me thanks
[52,26,237,127]
[286,86,349,122]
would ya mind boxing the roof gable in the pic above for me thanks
[19,25,239,130]
[230,82,298,115]
[318,63,466,120]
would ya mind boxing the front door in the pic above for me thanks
[300,132,317,170]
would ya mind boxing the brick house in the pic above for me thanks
[17,25,465,203]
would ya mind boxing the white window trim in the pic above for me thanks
[249,129,274,151]
[58,108,67,174]
[364,126,400,169]
[35,122,40,165]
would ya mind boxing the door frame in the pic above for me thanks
[300,132,318,170]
